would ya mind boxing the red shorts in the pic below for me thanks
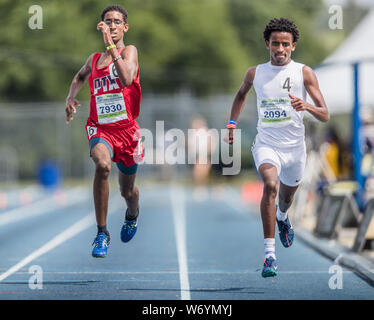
[85,120,144,167]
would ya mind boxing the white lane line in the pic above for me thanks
[170,184,191,300]
[0,214,95,282]
[0,187,89,227]
[0,195,122,282]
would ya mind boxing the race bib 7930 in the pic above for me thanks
[96,93,127,124]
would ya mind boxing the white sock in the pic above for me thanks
[276,206,288,221]
[264,238,276,259]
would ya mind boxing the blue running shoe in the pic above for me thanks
[92,232,109,258]
[276,215,294,248]
[262,256,278,278]
[120,209,138,243]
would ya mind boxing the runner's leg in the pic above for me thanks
[118,168,140,243]
[91,143,112,227]
[258,163,279,239]
[118,171,139,219]
[91,142,112,257]
[278,181,299,217]
[258,162,279,277]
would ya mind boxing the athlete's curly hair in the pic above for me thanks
[101,4,128,23]
[263,18,299,42]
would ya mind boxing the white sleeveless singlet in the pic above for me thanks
[253,60,307,148]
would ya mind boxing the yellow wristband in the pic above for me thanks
[106,44,116,50]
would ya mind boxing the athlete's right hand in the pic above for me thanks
[65,97,81,124]
[224,128,235,144]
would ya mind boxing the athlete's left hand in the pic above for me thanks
[289,94,309,112]
[97,21,114,47]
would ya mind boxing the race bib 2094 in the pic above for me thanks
[259,97,292,127]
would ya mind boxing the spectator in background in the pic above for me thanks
[360,107,374,197]
[188,114,217,201]
[320,126,350,182]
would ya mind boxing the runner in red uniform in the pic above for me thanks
[65,5,143,258]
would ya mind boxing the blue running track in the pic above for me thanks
[0,183,373,300]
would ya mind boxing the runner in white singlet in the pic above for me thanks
[227,18,329,278]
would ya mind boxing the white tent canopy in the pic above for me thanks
[310,9,374,114]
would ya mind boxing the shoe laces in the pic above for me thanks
[92,232,109,247]
[279,218,291,232]
[263,256,275,267]
[125,219,137,232]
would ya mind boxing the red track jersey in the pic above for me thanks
[87,48,141,128]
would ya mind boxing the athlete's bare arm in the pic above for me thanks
[65,54,93,124]
[228,66,256,144]
[289,65,329,123]
[117,45,139,85]
[97,21,138,87]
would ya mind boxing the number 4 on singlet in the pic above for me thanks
[283,77,291,92]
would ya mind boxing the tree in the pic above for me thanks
[0,0,342,101]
